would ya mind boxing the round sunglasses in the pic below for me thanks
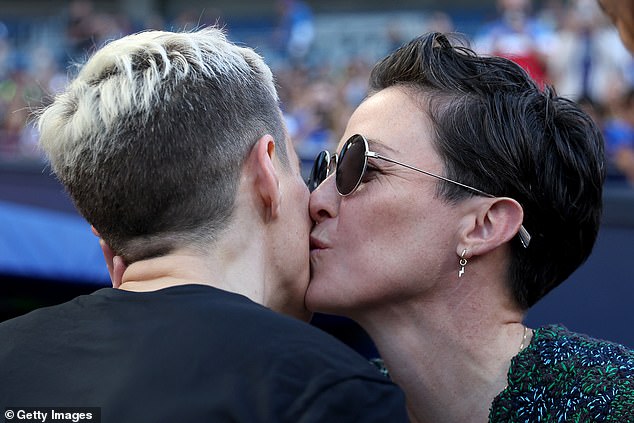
[307,134,531,248]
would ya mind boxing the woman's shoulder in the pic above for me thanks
[530,324,634,369]
[490,324,634,422]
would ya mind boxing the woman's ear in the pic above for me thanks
[458,197,524,257]
[248,134,281,221]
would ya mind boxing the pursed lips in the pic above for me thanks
[309,234,329,252]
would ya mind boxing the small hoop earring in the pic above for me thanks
[458,249,468,278]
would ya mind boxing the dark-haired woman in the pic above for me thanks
[307,33,634,422]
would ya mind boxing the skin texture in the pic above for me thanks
[307,86,467,316]
[260,136,313,319]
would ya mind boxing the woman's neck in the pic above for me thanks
[357,295,528,423]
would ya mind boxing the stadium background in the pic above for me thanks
[1,0,633,356]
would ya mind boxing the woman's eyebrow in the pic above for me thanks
[366,138,399,154]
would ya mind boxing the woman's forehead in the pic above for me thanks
[339,88,433,153]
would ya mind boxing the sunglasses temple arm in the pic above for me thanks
[368,152,495,198]
[368,152,532,248]
[518,225,531,248]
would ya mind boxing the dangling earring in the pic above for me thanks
[458,249,468,278]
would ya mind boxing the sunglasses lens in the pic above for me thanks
[336,135,366,196]
[307,151,330,192]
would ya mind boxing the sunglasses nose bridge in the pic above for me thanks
[308,150,337,192]
[328,153,338,178]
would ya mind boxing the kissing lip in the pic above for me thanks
[310,236,329,251]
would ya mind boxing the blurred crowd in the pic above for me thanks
[1,0,633,185]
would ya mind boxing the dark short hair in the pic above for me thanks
[369,32,605,308]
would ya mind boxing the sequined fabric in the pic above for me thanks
[489,325,634,422]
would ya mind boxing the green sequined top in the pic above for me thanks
[489,325,634,422]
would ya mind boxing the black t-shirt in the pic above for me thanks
[0,285,408,422]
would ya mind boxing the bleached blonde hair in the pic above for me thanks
[38,27,288,262]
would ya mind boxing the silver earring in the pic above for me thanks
[458,249,468,278]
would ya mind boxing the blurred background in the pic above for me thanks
[1,0,633,355]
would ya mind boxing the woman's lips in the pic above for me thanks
[309,235,329,252]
